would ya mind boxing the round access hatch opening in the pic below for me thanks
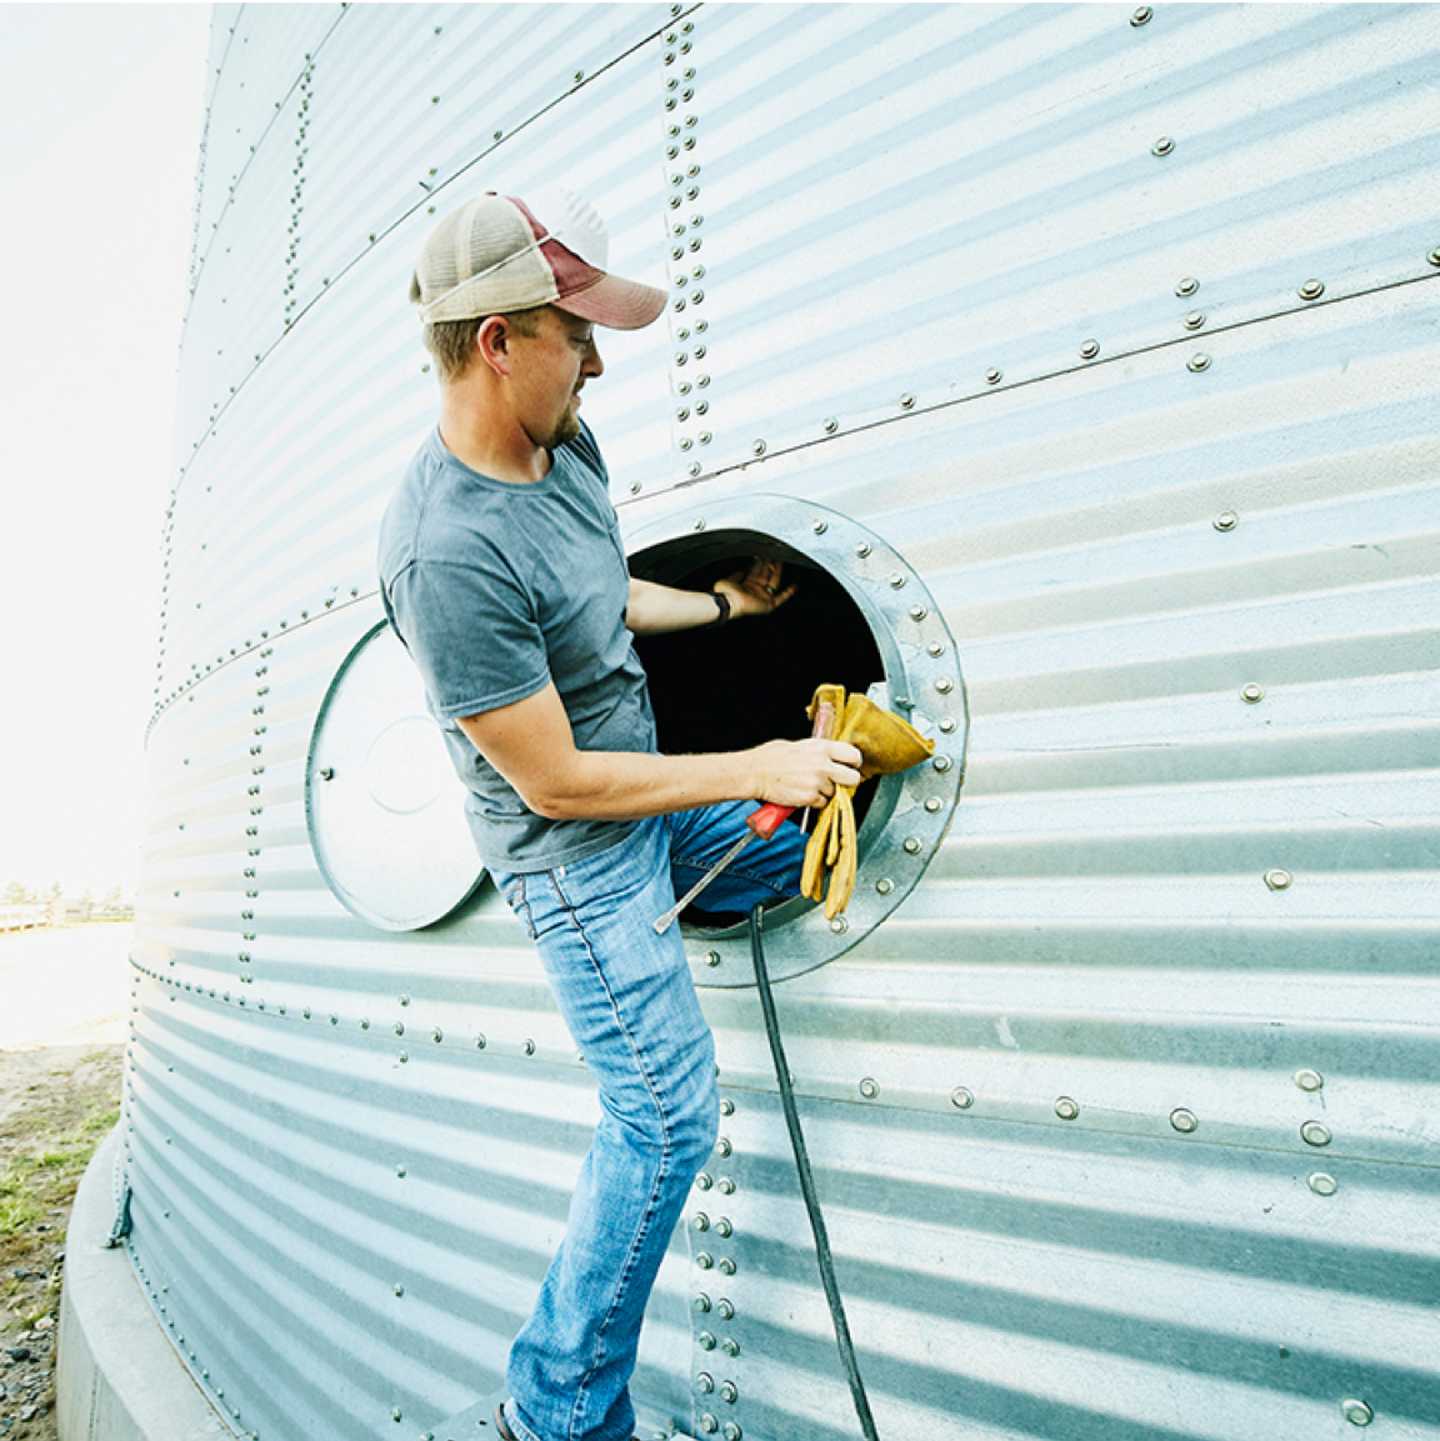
[631,536,883,928]
[625,496,966,986]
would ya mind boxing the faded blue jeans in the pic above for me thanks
[488,798,809,1441]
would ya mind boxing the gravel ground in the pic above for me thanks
[1,925,130,1440]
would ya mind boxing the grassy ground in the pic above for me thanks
[0,1044,124,1439]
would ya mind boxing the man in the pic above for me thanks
[377,188,863,1441]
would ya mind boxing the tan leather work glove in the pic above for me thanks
[800,685,936,920]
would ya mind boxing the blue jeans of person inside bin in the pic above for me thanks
[487,798,809,1441]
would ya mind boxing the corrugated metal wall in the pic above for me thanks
[126,6,1440,1441]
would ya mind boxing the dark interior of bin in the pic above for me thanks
[630,529,884,930]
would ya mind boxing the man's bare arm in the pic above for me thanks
[624,577,721,636]
[456,680,861,822]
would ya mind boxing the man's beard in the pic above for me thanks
[547,401,581,450]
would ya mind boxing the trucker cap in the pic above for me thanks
[409,187,666,330]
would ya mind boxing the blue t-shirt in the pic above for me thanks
[377,420,656,872]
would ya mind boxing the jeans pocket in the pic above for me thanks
[499,874,537,940]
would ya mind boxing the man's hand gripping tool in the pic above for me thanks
[651,698,838,934]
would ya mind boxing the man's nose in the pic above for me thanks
[584,341,604,380]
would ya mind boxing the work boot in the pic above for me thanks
[494,1398,643,1441]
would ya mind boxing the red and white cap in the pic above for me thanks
[409,187,666,330]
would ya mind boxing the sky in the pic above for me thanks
[0,5,210,898]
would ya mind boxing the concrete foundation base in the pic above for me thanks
[56,1126,231,1441]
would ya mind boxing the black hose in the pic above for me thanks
[748,903,879,1441]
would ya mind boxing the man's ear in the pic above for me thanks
[475,316,513,378]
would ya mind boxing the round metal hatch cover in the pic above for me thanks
[306,620,484,930]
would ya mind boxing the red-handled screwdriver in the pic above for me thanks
[651,700,838,935]
[652,802,793,934]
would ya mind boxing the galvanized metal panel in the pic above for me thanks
[128,6,1440,1441]
[683,3,1440,472]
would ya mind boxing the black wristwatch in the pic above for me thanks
[703,589,731,628]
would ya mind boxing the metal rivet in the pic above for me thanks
[1055,1096,1079,1121]
[476,1034,486,1048]
[721,1337,739,1357]
[854,541,872,558]
[1151,135,1174,156]
[951,1086,974,1109]
[689,462,703,477]
[1308,1172,1338,1197]
[1342,1400,1373,1427]
[902,837,921,855]
[395,1164,407,1177]
[1294,1068,1324,1092]
[720,1098,734,1115]
[985,367,1002,385]
[715,1137,732,1157]
[680,438,694,451]
[876,878,894,895]
[823,417,839,434]
[717,1178,735,1195]
[693,1293,711,1313]
[889,572,906,589]
[1187,352,1211,372]
[1213,510,1238,531]
[715,1217,732,1237]
[698,1331,716,1350]
[935,677,953,694]
[696,1172,713,1190]
[1131,6,1152,24]
[900,392,916,409]
[1170,1108,1198,1134]
[1299,278,1325,301]
[393,1283,405,1296]
[1429,248,1440,268]
[924,797,942,813]
[699,1417,718,1434]
[1183,311,1206,330]
[692,1212,710,1231]
[696,1373,714,1393]
[908,604,928,622]
[716,1299,734,1320]
[752,440,766,456]
[1080,339,1100,360]
[1241,683,1264,703]
[696,1252,713,1270]
[1301,1120,1332,1147]
[859,1077,878,1099]
[1265,868,1293,891]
